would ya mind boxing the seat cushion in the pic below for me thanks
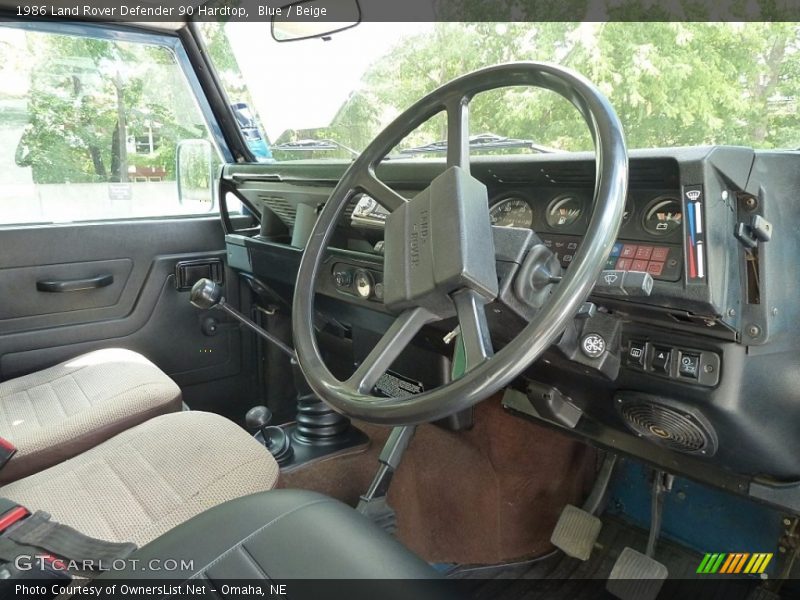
[0,411,279,547]
[0,348,182,484]
[100,489,439,582]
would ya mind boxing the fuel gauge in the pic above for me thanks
[546,195,584,228]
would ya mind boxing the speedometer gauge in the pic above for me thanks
[489,197,534,229]
[547,195,583,228]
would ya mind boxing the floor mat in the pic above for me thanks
[278,396,597,565]
[449,516,784,599]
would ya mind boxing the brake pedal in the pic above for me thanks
[606,546,668,600]
[550,504,602,560]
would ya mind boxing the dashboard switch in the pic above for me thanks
[651,347,671,373]
[576,302,597,319]
[621,271,654,296]
[594,270,653,296]
[334,270,352,288]
[595,270,626,293]
[679,353,700,378]
[627,341,646,367]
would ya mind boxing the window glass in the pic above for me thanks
[0,26,221,225]
[202,22,800,162]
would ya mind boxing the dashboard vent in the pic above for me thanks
[617,397,717,456]
[539,163,595,185]
[538,161,677,187]
[259,194,360,229]
[259,195,296,227]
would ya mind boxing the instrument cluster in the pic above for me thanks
[488,189,683,241]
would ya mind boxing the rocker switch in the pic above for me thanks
[651,347,671,374]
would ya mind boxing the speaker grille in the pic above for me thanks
[618,398,716,456]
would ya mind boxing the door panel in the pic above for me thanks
[0,258,132,325]
[0,216,252,411]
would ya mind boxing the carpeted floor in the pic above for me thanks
[278,396,597,565]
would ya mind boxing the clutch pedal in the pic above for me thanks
[606,546,668,600]
[550,504,602,560]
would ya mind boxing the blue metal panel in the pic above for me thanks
[606,459,785,556]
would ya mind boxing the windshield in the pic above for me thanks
[201,22,800,161]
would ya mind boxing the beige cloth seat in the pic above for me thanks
[0,411,279,547]
[0,348,182,484]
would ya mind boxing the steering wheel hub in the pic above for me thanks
[383,166,498,318]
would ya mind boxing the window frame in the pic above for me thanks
[0,19,234,227]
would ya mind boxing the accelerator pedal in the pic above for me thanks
[606,547,668,600]
[550,504,602,560]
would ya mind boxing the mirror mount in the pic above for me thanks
[272,0,361,43]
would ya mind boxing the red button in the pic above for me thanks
[635,246,653,260]
[621,244,638,258]
[632,259,649,272]
[651,247,669,262]
[647,261,664,276]
[615,258,632,270]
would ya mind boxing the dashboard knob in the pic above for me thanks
[353,269,374,299]
[334,270,353,287]
[581,333,606,359]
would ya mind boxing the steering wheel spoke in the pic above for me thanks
[452,288,494,373]
[358,170,408,212]
[345,306,437,394]
[445,95,471,171]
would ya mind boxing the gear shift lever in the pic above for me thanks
[245,405,293,465]
[190,277,366,467]
[245,405,273,433]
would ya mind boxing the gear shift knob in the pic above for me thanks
[245,405,273,432]
[190,278,223,310]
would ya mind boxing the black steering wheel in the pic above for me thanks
[292,62,628,425]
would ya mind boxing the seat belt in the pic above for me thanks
[0,437,17,471]
[0,499,137,572]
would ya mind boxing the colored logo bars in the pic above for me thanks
[697,552,773,575]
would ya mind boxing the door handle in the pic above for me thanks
[36,274,114,293]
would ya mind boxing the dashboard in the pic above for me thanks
[220,147,800,498]
[346,184,685,280]
[487,189,684,281]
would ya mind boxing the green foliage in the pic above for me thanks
[325,22,800,154]
[5,30,209,184]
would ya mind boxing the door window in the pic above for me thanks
[0,26,220,225]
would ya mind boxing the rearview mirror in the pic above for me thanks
[272,0,361,42]
[176,139,217,210]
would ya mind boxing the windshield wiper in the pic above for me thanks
[272,139,359,158]
[399,133,559,155]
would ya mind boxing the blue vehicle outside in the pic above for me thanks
[231,102,274,162]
